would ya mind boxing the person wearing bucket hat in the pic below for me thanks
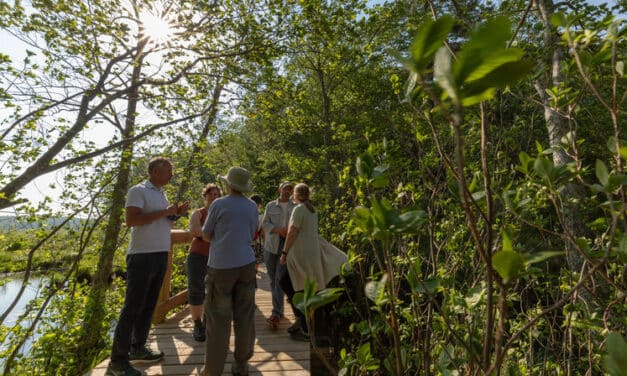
[261,181,296,330]
[201,167,258,376]
[218,166,254,193]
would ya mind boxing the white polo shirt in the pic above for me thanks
[125,181,172,254]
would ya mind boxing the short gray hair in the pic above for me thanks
[148,157,171,173]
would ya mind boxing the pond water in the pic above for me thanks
[0,275,46,364]
[1,275,45,324]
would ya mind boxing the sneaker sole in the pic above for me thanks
[129,356,164,365]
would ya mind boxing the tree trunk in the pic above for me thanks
[534,0,588,273]
[74,49,143,373]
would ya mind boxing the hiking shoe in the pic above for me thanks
[105,362,142,376]
[266,314,280,330]
[129,346,164,364]
[289,328,310,342]
[287,318,302,334]
[193,319,206,342]
[232,362,249,376]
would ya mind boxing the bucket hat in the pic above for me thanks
[219,167,253,193]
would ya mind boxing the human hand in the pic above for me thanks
[165,204,178,216]
[279,253,287,265]
[177,201,190,215]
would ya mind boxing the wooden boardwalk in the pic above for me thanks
[88,266,310,375]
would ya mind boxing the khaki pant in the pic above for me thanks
[204,262,256,376]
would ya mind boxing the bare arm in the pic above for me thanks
[279,225,300,265]
[188,210,204,237]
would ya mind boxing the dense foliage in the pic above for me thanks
[1,0,625,375]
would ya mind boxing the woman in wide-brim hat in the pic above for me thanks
[219,166,254,193]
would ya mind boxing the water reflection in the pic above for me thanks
[0,275,45,364]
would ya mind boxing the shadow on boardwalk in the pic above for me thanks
[88,266,310,375]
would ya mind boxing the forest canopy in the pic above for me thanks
[0,0,625,375]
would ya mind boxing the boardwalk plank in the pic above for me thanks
[87,266,310,375]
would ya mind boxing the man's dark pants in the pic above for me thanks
[110,252,168,366]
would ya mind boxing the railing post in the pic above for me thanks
[153,229,193,323]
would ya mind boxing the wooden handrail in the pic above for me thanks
[153,229,193,323]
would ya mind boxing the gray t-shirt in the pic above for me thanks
[125,181,172,254]
[202,194,258,269]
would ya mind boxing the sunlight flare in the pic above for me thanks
[139,10,175,45]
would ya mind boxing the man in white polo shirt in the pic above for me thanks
[106,157,189,376]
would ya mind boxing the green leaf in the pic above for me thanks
[468,16,512,49]
[606,136,626,155]
[356,152,374,178]
[392,209,427,233]
[502,231,513,252]
[293,278,343,322]
[460,88,495,107]
[604,333,627,376]
[409,15,455,71]
[608,174,627,193]
[370,198,397,238]
[434,46,458,103]
[471,190,486,201]
[465,287,485,308]
[356,342,380,369]
[551,12,568,27]
[462,60,533,96]
[595,159,609,186]
[464,49,524,83]
[406,258,422,291]
[371,164,390,188]
[357,342,371,362]
[524,251,564,266]
[518,152,532,174]
[533,157,554,182]
[353,206,373,233]
[492,250,524,284]
[365,274,388,305]
[454,17,512,83]
[414,279,440,294]
[294,287,344,316]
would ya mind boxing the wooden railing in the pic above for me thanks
[153,229,193,323]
